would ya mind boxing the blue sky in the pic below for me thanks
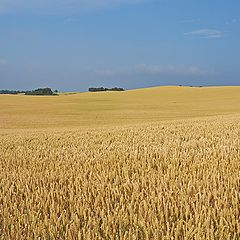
[0,0,240,91]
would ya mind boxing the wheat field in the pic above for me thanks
[0,86,240,239]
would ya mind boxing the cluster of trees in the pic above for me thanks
[1,87,126,95]
[89,87,125,92]
[0,90,26,95]
[0,88,58,96]
[25,88,57,96]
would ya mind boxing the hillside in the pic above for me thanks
[0,86,240,129]
[0,86,240,239]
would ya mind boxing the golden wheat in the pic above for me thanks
[0,115,239,239]
[1,86,240,130]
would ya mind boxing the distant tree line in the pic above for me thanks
[25,88,56,96]
[0,90,26,95]
[0,88,58,96]
[89,87,125,92]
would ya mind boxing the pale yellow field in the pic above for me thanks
[0,86,240,239]
[1,86,240,129]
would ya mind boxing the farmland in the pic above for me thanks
[1,86,240,130]
[0,86,240,239]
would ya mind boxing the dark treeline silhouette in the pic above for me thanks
[0,90,26,95]
[0,88,57,96]
[25,88,55,96]
[89,87,125,92]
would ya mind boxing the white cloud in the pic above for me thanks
[0,0,146,14]
[0,59,7,65]
[181,18,201,23]
[225,18,240,25]
[133,64,216,76]
[96,64,218,77]
[184,29,224,39]
[95,69,115,76]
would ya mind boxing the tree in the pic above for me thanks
[89,87,125,92]
[25,88,54,96]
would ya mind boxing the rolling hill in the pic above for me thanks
[0,86,240,129]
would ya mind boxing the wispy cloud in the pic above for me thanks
[0,59,7,65]
[184,29,224,39]
[95,69,116,77]
[133,64,217,76]
[96,64,218,77]
[225,18,240,25]
[181,18,201,23]
[0,0,146,14]
[134,64,217,76]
